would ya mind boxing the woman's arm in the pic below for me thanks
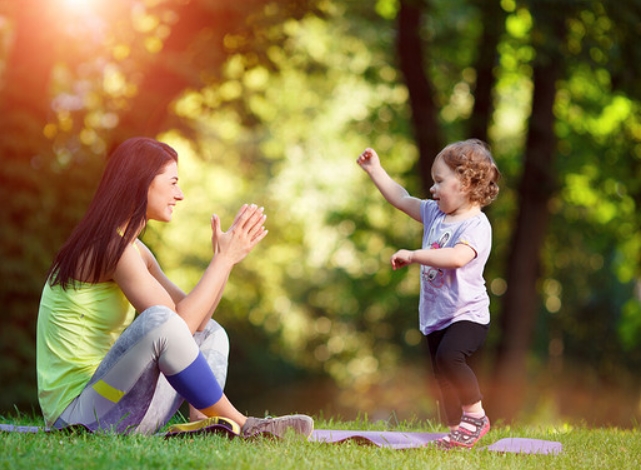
[114,204,267,334]
[136,240,186,304]
[390,243,477,271]
[135,240,231,332]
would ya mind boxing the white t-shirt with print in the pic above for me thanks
[418,199,491,335]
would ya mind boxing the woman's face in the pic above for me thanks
[146,161,184,222]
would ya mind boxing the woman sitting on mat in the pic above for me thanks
[36,137,313,437]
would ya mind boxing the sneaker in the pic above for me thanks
[166,416,240,437]
[447,414,490,449]
[241,414,314,439]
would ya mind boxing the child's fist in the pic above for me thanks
[390,249,413,270]
[356,148,379,169]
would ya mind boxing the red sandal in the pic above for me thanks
[435,415,490,450]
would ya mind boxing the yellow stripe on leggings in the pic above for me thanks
[92,380,125,403]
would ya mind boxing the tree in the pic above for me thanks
[388,0,641,422]
[0,0,67,412]
[396,0,442,190]
[488,1,568,421]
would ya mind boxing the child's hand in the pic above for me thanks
[356,148,380,171]
[390,249,414,270]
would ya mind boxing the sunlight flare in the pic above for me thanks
[60,0,100,13]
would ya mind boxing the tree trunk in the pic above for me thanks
[396,0,443,193]
[468,0,506,142]
[0,0,61,413]
[115,0,219,140]
[117,0,305,140]
[487,11,568,422]
[0,0,59,264]
[0,2,59,121]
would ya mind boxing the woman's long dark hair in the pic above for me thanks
[48,137,178,288]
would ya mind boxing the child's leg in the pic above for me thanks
[462,401,485,416]
[429,321,489,448]
[432,321,488,413]
[426,328,463,429]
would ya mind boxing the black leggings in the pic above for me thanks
[426,321,488,427]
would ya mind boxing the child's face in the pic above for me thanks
[429,157,470,216]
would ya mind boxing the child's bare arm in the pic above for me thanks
[390,244,477,270]
[357,148,422,222]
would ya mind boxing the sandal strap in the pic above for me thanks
[460,414,486,430]
[448,415,489,446]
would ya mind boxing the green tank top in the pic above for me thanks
[36,280,135,426]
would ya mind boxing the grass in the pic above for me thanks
[1,414,640,470]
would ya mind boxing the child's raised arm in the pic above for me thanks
[356,148,422,222]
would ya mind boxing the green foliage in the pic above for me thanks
[151,8,425,395]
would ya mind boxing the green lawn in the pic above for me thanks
[1,416,639,470]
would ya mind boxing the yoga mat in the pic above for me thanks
[483,437,562,455]
[1,423,562,454]
[311,430,445,449]
[311,430,562,454]
[0,423,89,434]
[0,424,45,433]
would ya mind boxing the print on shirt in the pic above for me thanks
[421,230,452,288]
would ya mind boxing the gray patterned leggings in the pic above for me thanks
[54,306,229,434]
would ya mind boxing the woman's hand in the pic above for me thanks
[211,204,268,265]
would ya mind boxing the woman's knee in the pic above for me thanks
[198,318,226,337]
[196,319,229,357]
[139,305,177,321]
[200,319,229,343]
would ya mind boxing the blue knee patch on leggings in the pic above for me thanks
[165,352,223,410]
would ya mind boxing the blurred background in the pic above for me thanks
[1,0,640,428]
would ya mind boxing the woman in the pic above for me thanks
[36,137,313,436]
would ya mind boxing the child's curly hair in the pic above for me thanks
[436,139,501,207]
